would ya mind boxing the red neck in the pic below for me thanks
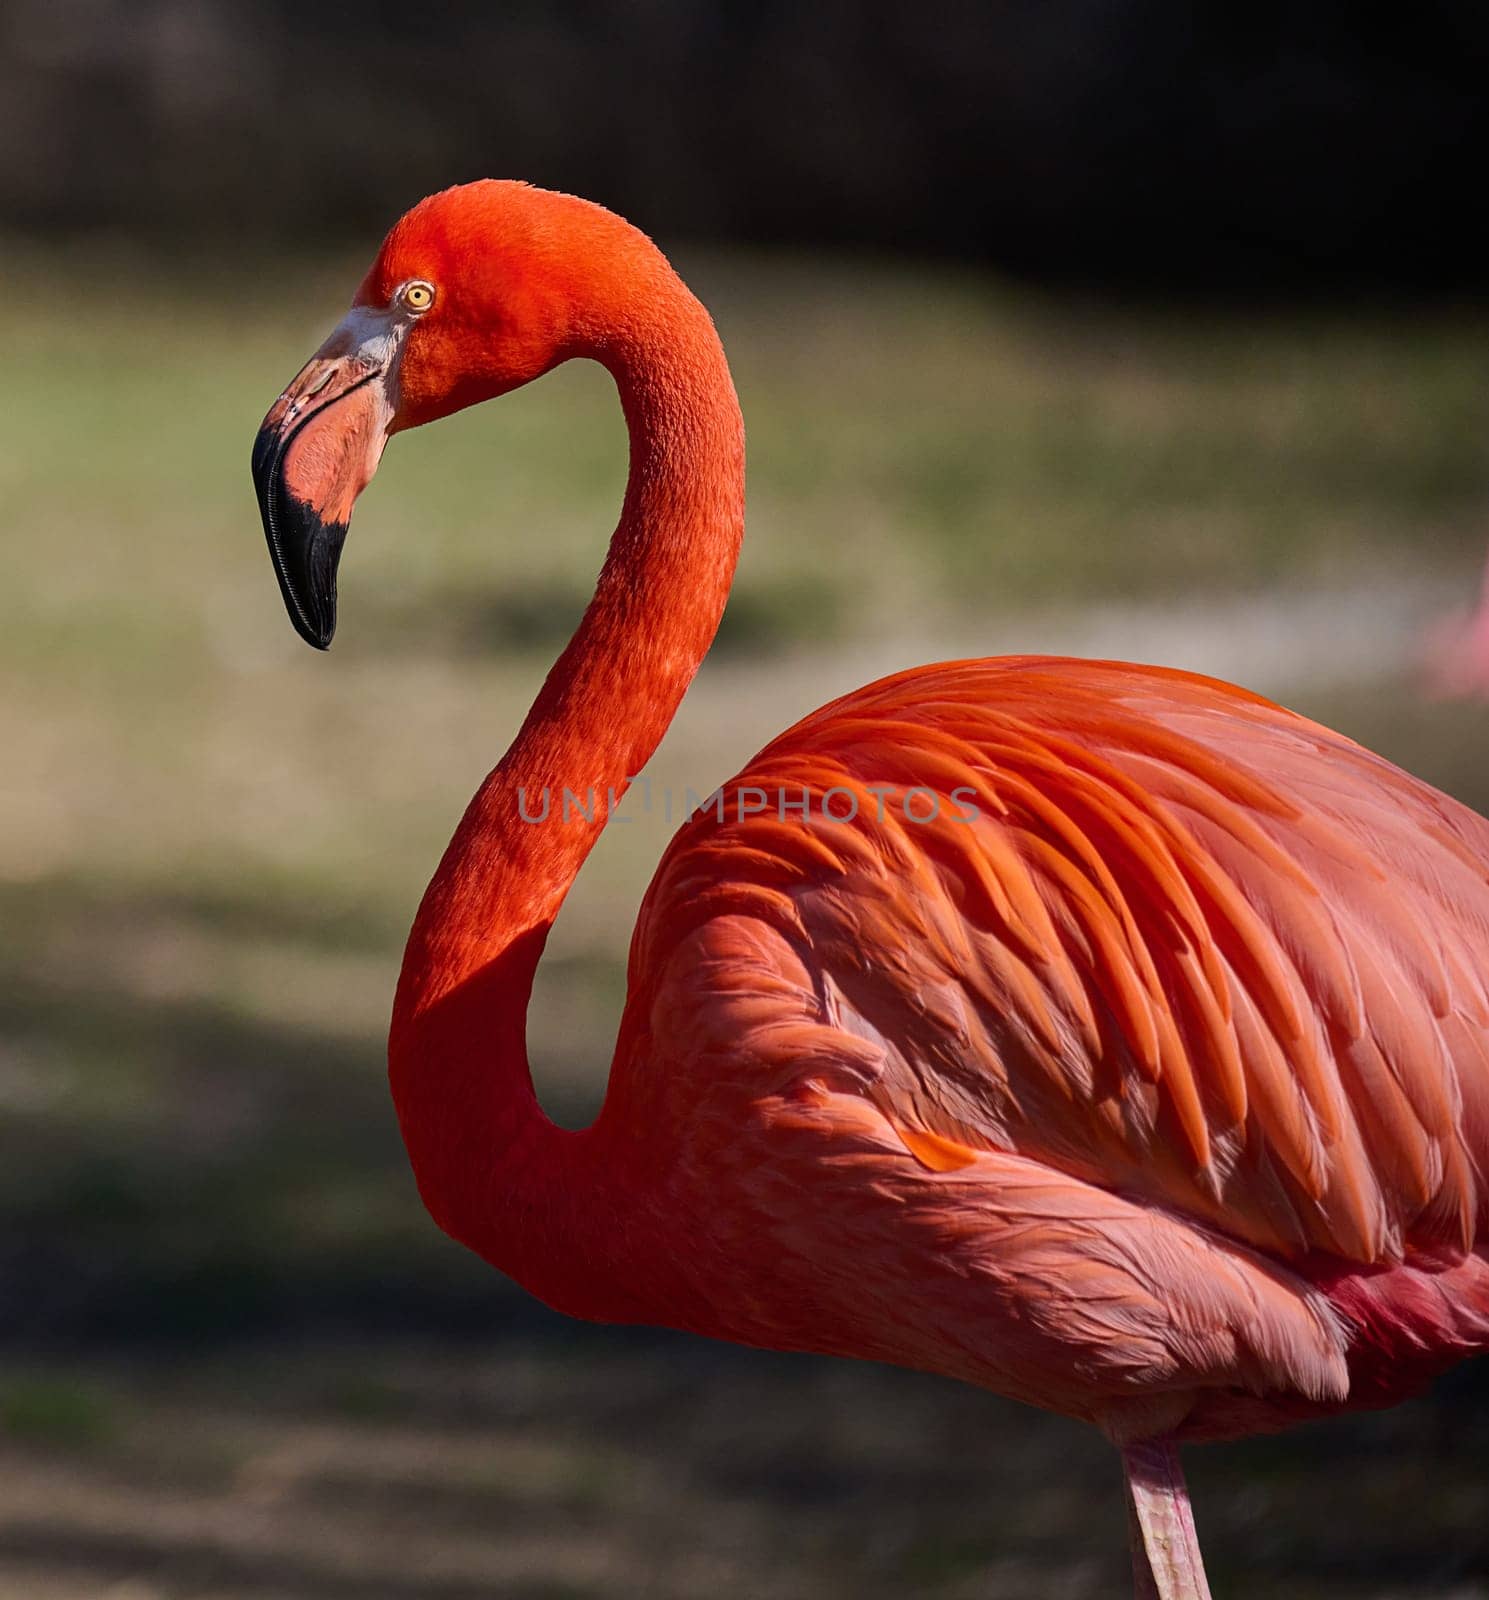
[388,247,744,1318]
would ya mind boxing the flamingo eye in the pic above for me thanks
[399,281,436,313]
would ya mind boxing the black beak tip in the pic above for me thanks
[252,426,347,653]
[273,509,345,651]
[295,606,337,653]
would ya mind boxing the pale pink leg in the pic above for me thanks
[1121,1439,1214,1600]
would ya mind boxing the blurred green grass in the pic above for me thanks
[1,242,1488,1596]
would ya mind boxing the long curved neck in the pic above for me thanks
[388,252,744,1318]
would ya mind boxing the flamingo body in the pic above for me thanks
[252,181,1489,1593]
[617,656,1489,1441]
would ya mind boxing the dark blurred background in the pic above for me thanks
[2,4,1488,1598]
[5,0,1489,294]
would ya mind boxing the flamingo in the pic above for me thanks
[251,181,1489,1597]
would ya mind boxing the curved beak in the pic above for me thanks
[251,307,406,649]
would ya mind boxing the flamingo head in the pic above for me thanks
[252,180,631,648]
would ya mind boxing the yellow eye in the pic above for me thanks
[400,280,435,313]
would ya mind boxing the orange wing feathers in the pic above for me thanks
[623,659,1489,1407]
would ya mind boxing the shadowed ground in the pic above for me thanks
[1,247,1487,1597]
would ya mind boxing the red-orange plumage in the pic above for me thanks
[621,656,1489,1438]
[254,180,1489,1594]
